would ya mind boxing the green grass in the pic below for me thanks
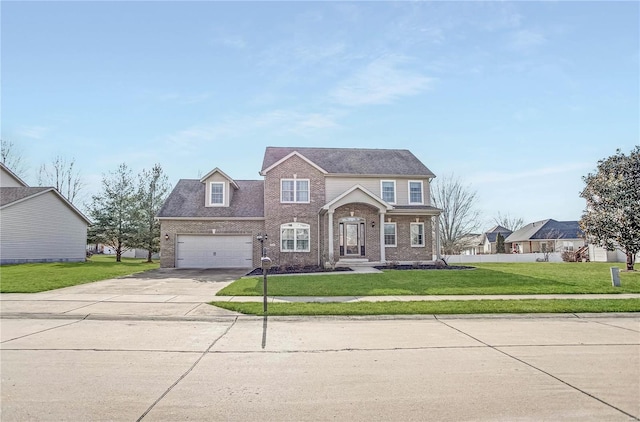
[210,298,640,316]
[0,255,159,293]
[217,262,640,296]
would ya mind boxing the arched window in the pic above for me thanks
[280,222,310,252]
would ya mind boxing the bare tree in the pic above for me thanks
[431,174,482,255]
[493,212,525,231]
[0,139,28,178]
[37,156,84,204]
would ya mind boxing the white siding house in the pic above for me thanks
[0,163,91,264]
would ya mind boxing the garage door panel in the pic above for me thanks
[176,235,253,269]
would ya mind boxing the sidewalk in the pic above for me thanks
[2,290,639,321]
[216,293,640,303]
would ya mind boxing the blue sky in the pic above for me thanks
[2,1,638,227]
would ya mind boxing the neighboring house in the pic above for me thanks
[0,163,91,264]
[481,225,513,254]
[157,147,442,269]
[459,234,483,255]
[505,219,585,254]
[459,226,513,255]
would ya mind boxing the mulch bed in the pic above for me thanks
[246,266,353,276]
[374,264,475,271]
[246,264,475,275]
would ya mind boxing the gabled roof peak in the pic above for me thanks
[199,167,240,189]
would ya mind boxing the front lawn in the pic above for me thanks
[0,255,159,293]
[210,298,640,316]
[216,262,640,296]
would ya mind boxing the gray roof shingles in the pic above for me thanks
[261,146,436,177]
[0,187,50,207]
[485,225,513,243]
[157,180,264,218]
[505,219,584,242]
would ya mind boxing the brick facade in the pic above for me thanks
[263,155,325,268]
[383,216,434,263]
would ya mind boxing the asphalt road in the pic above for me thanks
[2,314,639,421]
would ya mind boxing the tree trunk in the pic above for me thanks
[627,251,635,271]
[146,249,152,263]
[116,246,122,262]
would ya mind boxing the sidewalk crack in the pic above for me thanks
[434,316,640,421]
[136,316,238,421]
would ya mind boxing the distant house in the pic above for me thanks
[459,225,513,255]
[505,219,585,254]
[0,163,91,264]
[459,234,483,255]
[481,225,513,254]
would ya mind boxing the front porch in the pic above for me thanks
[318,185,441,268]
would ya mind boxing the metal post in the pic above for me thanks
[611,267,621,287]
[261,256,272,314]
[263,270,268,313]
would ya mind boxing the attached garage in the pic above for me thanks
[176,235,253,269]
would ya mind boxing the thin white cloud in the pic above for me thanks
[16,125,51,139]
[164,110,340,149]
[509,29,546,51]
[157,92,212,105]
[218,35,246,49]
[330,55,434,106]
[473,163,591,185]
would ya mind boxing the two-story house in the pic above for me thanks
[157,147,442,269]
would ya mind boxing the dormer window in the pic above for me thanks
[210,182,225,206]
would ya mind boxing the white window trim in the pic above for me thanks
[380,180,397,204]
[384,222,397,247]
[408,180,424,205]
[209,182,225,207]
[410,222,425,247]
[280,178,310,204]
[280,222,311,252]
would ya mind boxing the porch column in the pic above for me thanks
[379,212,386,263]
[434,215,442,260]
[328,211,334,262]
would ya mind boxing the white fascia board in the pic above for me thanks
[260,151,327,176]
[322,184,393,211]
[199,167,240,189]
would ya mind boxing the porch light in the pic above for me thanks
[371,221,376,228]
[165,233,169,241]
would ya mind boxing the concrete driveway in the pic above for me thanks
[0,268,249,319]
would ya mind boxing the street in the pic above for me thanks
[2,314,639,421]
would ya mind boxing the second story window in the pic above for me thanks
[210,182,224,206]
[281,179,310,203]
[409,181,424,204]
[381,180,396,203]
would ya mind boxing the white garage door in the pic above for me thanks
[176,235,253,269]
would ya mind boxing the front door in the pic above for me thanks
[345,223,359,255]
[340,221,365,256]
